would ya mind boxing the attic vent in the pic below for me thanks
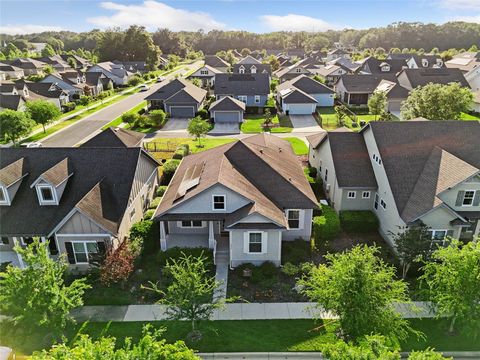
[174,162,205,200]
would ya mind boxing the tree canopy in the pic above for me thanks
[26,99,61,133]
[0,109,35,145]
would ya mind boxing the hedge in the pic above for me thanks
[339,210,379,233]
[161,159,180,185]
[313,205,340,244]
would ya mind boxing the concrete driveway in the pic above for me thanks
[209,122,240,135]
[289,115,322,133]
[159,118,191,132]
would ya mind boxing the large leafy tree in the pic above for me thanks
[0,238,90,332]
[420,240,480,334]
[146,252,223,334]
[391,224,432,279]
[187,116,211,148]
[26,99,61,133]
[299,245,413,341]
[31,325,199,359]
[401,83,473,120]
[0,109,35,145]
[368,90,387,120]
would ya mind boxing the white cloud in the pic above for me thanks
[0,24,64,35]
[452,14,480,22]
[439,0,480,10]
[88,1,226,31]
[260,14,339,32]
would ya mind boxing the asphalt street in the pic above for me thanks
[40,61,202,147]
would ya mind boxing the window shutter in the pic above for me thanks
[299,210,305,230]
[473,191,480,206]
[97,241,106,255]
[243,232,249,253]
[455,191,465,206]
[65,242,76,264]
[261,232,268,254]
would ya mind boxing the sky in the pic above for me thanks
[1,0,479,35]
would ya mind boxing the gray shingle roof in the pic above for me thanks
[281,88,317,104]
[214,73,270,96]
[204,55,230,68]
[145,78,206,103]
[81,128,145,148]
[399,68,470,88]
[338,74,398,93]
[209,96,246,111]
[278,75,334,95]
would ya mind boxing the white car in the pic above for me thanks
[21,142,43,148]
[156,76,166,83]
[139,84,150,91]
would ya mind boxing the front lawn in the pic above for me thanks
[240,114,293,133]
[316,107,398,132]
[285,137,309,155]
[460,112,480,121]
[3,318,479,356]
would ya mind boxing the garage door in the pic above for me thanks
[169,106,195,118]
[214,111,239,123]
[288,104,315,115]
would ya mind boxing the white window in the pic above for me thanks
[238,95,247,103]
[180,220,204,228]
[462,190,475,206]
[422,59,429,67]
[287,210,300,229]
[239,66,245,74]
[254,95,260,104]
[380,199,387,210]
[429,230,447,241]
[251,65,257,74]
[200,70,208,75]
[38,185,55,204]
[248,232,263,253]
[374,193,379,210]
[362,191,370,199]
[347,191,356,199]
[212,195,226,210]
[0,186,8,205]
[72,241,98,264]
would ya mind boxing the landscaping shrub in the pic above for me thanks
[172,150,184,160]
[149,109,166,127]
[161,159,180,185]
[77,95,92,106]
[100,241,135,286]
[313,205,340,244]
[172,144,190,160]
[156,247,213,267]
[122,112,139,127]
[133,114,153,129]
[196,108,209,120]
[129,219,157,256]
[156,185,168,197]
[307,166,317,178]
[282,238,311,264]
[251,261,277,284]
[304,167,315,184]
[340,211,379,233]
[143,209,155,220]
[148,197,161,209]
[281,262,301,276]
[62,101,76,112]
[128,75,143,86]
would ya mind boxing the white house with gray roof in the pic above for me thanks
[308,121,480,247]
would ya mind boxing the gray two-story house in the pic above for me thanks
[214,73,270,108]
[154,134,318,268]
[308,121,480,246]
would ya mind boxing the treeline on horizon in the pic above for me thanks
[1,21,479,59]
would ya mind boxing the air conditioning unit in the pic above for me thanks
[326,184,331,192]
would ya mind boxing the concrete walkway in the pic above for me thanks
[71,301,436,323]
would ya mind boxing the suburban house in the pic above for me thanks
[85,72,113,95]
[313,64,349,86]
[59,54,91,69]
[187,64,222,88]
[209,96,246,124]
[396,68,470,91]
[39,55,71,72]
[326,48,351,62]
[307,121,480,246]
[204,55,230,72]
[0,146,159,269]
[0,82,28,111]
[8,58,46,76]
[233,63,272,75]
[406,54,444,69]
[14,80,69,109]
[145,78,207,118]
[276,75,335,114]
[40,71,93,97]
[113,60,147,73]
[153,134,318,268]
[0,63,25,79]
[334,74,398,106]
[274,62,312,83]
[356,56,407,75]
[445,52,480,91]
[81,127,145,148]
[87,61,133,86]
[214,73,270,107]
[374,79,410,113]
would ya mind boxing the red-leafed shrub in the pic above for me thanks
[100,241,135,286]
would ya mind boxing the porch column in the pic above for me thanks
[160,221,167,251]
[12,237,25,269]
[208,221,215,249]
[455,226,463,240]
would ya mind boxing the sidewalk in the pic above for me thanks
[71,301,436,322]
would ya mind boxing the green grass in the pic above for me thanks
[2,318,478,357]
[285,137,309,155]
[316,107,389,131]
[101,100,147,130]
[460,112,480,120]
[241,114,293,133]
[145,137,235,159]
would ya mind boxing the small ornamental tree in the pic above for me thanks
[0,238,90,332]
[188,116,210,148]
[334,105,348,126]
[299,245,414,342]
[26,99,61,133]
[0,109,34,145]
[368,90,387,120]
[263,108,273,129]
[145,252,224,335]
[391,224,432,279]
[420,240,480,334]
[100,241,135,286]
[31,325,199,359]
[149,109,166,126]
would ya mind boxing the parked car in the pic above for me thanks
[139,84,150,91]
[157,76,166,83]
[20,142,43,148]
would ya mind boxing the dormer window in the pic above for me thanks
[39,185,54,202]
[0,186,8,205]
[251,65,257,74]
[436,59,443,66]
[31,158,71,206]
[381,65,390,72]
[212,195,226,210]
[239,65,245,74]
[295,68,302,73]
[422,59,429,67]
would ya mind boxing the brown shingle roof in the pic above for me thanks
[37,158,70,187]
[0,158,26,187]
